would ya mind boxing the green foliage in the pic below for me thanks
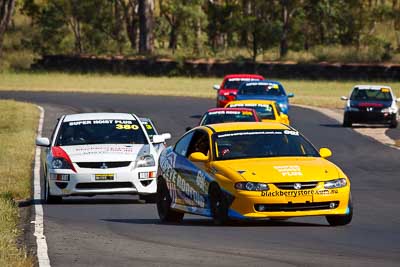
[2,0,400,69]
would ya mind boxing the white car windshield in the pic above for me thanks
[55,119,148,146]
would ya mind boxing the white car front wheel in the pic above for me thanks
[44,173,62,204]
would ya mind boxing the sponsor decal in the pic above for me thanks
[228,78,260,82]
[274,165,303,177]
[73,146,137,154]
[196,171,208,193]
[68,119,135,126]
[208,110,241,115]
[357,102,384,108]
[245,82,279,88]
[218,130,289,138]
[208,110,254,116]
[261,189,339,197]
[160,152,206,208]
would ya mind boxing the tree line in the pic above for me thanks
[2,0,400,62]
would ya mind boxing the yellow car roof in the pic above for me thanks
[226,100,277,106]
[204,122,290,133]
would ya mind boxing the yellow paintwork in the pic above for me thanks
[225,100,290,125]
[196,122,351,219]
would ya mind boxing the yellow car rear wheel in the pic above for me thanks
[156,177,184,223]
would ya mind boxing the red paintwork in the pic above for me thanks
[216,74,264,107]
[51,146,77,172]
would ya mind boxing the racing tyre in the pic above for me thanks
[209,183,230,225]
[139,194,156,203]
[389,119,398,128]
[156,177,184,223]
[44,179,62,204]
[342,114,352,127]
[326,199,353,226]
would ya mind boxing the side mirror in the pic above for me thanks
[36,137,50,147]
[213,85,220,90]
[340,96,348,101]
[319,148,332,158]
[287,93,294,98]
[152,135,166,144]
[188,152,208,162]
[280,113,289,124]
[185,126,192,132]
[161,133,171,141]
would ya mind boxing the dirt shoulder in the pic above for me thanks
[294,104,400,149]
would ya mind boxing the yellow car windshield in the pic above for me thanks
[214,130,318,160]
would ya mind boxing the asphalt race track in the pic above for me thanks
[1,91,400,267]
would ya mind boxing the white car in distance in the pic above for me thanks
[36,113,171,203]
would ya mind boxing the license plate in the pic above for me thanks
[95,174,114,181]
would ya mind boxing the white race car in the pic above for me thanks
[36,113,171,203]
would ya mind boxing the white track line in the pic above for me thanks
[33,105,51,267]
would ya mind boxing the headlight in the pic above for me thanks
[381,107,397,113]
[136,155,155,168]
[324,178,347,189]
[279,103,288,110]
[235,182,269,191]
[51,158,72,169]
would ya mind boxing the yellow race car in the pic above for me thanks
[157,122,352,226]
[225,100,290,124]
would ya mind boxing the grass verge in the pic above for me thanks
[1,72,400,108]
[0,100,38,267]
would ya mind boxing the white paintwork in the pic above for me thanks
[61,144,148,162]
[152,135,166,144]
[43,112,160,196]
[63,112,136,122]
[36,137,50,147]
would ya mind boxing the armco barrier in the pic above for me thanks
[32,55,400,80]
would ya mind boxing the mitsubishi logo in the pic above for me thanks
[293,183,302,190]
[100,162,108,169]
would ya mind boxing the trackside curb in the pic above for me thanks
[32,105,51,267]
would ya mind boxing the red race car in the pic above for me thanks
[213,74,265,107]
[199,108,261,126]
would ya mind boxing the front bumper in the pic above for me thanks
[345,111,397,124]
[48,167,157,196]
[228,185,351,219]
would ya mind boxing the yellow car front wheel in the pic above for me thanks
[326,199,353,226]
[209,183,230,225]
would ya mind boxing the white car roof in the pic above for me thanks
[63,113,137,122]
[354,85,391,90]
[139,117,151,123]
